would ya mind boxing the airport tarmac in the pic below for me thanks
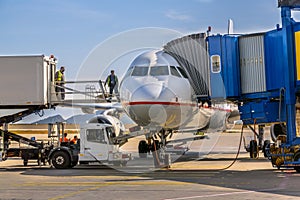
[0,131,299,200]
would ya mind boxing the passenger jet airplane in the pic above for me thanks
[80,49,231,166]
[71,50,232,167]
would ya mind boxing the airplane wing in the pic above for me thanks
[60,102,124,114]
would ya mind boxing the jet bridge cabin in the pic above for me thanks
[208,2,300,171]
[208,25,300,125]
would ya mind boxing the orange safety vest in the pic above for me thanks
[70,138,77,144]
[60,137,69,142]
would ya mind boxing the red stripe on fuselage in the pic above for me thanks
[123,101,197,107]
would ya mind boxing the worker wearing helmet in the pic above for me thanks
[105,70,118,101]
[55,66,65,100]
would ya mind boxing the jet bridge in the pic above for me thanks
[206,1,300,171]
[163,33,210,100]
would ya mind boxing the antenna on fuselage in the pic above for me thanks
[228,18,234,34]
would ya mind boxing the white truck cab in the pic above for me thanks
[79,123,130,166]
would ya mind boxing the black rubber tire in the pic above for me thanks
[138,140,148,158]
[294,151,300,173]
[263,140,271,158]
[51,151,70,169]
[249,140,258,158]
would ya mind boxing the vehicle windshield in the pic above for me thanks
[86,129,106,144]
[150,66,169,76]
[131,66,148,76]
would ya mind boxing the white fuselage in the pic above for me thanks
[119,50,199,129]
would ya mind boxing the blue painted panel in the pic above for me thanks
[239,100,283,125]
[208,35,240,100]
[221,35,240,98]
[264,29,285,91]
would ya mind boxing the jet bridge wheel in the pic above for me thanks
[263,140,271,158]
[249,140,259,158]
[51,151,70,169]
[293,151,300,173]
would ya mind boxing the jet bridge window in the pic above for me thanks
[86,129,106,144]
[131,66,148,76]
[170,66,181,77]
[210,55,221,73]
[150,66,169,76]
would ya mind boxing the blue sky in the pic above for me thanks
[0,0,286,79]
[0,0,296,121]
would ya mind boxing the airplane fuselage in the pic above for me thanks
[119,50,198,129]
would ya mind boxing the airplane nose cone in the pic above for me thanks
[131,83,163,101]
[130,83,175,101]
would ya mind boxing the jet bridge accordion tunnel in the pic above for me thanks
[207,24,300,126]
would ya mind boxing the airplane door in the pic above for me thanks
[83,128,109,161]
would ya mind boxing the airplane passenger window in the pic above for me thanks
[86,129,106,144]
[170,66,181,77]
[176,67,188,79]
[211,55,221,73]
[131,66,149,76]
[150,66,169,76]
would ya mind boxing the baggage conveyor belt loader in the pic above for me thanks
[0,54,130,168]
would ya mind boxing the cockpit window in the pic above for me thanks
[170,66,181,77]
[176,67,188,79]
[150,66,169,76]
[131,66,149,76]
[124,66,134,78]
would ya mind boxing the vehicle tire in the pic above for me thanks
[138,140,148,158]
[51,151,70,169]
[263,140,271,158]
[294,151,300,173]
[249,140,258,158]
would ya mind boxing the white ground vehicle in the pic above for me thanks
[49,123,131,169]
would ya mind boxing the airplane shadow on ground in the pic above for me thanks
[9,156,300,199]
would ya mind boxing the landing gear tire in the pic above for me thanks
[250,140,258,158]
[263,140,270,158]
[294,151,300,173]
[51,151,70,169]
[138,140,148,158]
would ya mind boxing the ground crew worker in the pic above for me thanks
[55,66,65,100]
[70,135,78,144]
[59,133,69,143]
[105,70,118,101]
